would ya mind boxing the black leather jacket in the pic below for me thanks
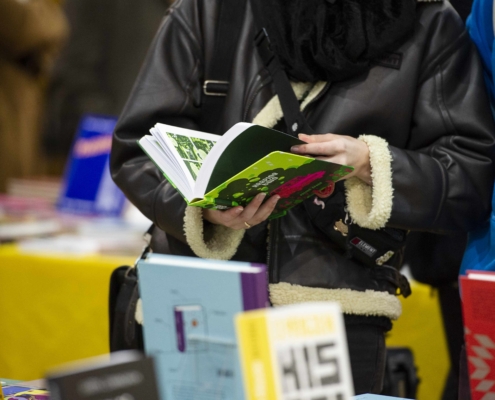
[111,0,495,320]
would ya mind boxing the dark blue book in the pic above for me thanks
[57,114,126,217]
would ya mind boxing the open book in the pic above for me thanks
[138,122,353,218]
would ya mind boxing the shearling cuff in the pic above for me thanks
[270,282,402,320]
[183,206,245,260]
[344,135,393,230]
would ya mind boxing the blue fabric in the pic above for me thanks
[460,186,495,274]
[461,0,495,274]
[467,0,495,102]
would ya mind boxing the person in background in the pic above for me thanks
[405,232,468,400]
[0,0,68,192]
[41,0,172,175]
[111,0,495,394]
[467,0,494,105]
[406,1,494,398]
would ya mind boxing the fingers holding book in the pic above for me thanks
[203,193,280,230]
[291,133,371,185]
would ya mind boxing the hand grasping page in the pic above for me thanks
[291,133,372,186]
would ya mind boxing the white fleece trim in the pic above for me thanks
[345,135,393,230]
[252,81,328,129]
[269,282,402,320]
[184,206,245,260]
[301,81,327,111]
[253,81,312,128]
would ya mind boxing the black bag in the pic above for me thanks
[109,264,144,352]
[381,347,420,398]
[108,225,153,352]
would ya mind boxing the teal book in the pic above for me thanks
[137,253,268,400]
[138,122,353,218]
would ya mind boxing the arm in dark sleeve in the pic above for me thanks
[110,3,203,243]
[388,25,495,232]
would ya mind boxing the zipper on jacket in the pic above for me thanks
[267,218,280,283]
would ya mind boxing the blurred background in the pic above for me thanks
[0,0,173,249]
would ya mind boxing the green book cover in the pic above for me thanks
[191,151,352,218]
[139,123,354,219]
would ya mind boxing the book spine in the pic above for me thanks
[254,264,269,308]
[240,272,258,311]
[240,266,268,311]
[236,312,278,400]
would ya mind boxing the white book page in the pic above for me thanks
[139,136,195,200]
[193,122,253,198]
[152,124,219,194]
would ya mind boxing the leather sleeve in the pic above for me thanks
[388,9,495,232]
[110,1,203,243]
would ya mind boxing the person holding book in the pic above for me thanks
[110,0,495,394]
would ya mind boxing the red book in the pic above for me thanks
[460,270,495,400]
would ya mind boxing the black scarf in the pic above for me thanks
[256,0,417,82]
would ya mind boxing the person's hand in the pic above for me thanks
[291,133,372,185]
[203,193,280,230]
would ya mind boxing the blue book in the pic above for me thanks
[137,254,268,400]
[57,114,127,217]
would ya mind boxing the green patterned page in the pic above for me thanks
[190,151,353,219]
[163,132,216,181]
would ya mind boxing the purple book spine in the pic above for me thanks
[174,309,186,352]
[240,264,268,311]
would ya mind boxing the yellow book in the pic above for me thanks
[236,302,354,400]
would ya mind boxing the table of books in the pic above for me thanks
[0,244,134,381]
[0,244,448,400]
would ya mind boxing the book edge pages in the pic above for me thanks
[138,136,194,201]
[151,125,203,189]
[149,123,221,199]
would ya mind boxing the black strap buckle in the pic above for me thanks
[203,80,229,96]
